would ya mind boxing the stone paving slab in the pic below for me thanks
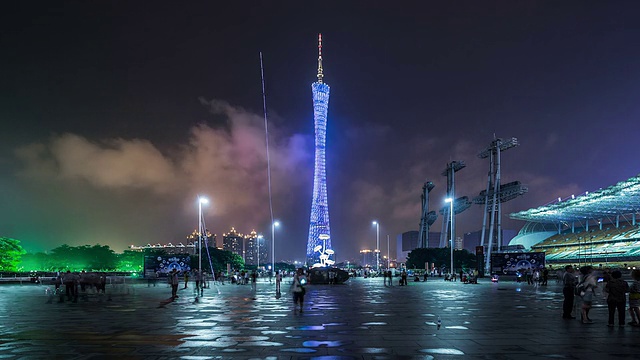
[0,277,639,359]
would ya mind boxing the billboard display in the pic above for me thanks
[491,252,545,275]
[144,255,191,277]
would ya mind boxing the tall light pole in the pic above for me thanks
[445,198,454,275]
[387,234,390,270]
[372,221,380,272]
[272,221,280,275]
[198,196,209,277]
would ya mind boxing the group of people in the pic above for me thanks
[562,264,640,327]
[516,267,550,285]
[54,270,108,302]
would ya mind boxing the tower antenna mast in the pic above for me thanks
[317,33,324,84]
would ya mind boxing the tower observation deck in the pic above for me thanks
[306,34,333,266]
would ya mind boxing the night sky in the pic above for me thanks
[2,2,640,263]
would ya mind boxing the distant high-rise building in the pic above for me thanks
[306,33,333,265]
[223,227,244,258]
[186,229,215,254]
[244,230,268,266]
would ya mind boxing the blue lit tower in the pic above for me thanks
[306,33,333,266]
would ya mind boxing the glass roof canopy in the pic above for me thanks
[510,175,640,224]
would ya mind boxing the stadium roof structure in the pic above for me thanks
[510,174,640,224]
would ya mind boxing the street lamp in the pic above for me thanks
[387,234,390,270]
[198,196,209,280]
[445,198,454,275]
[272,221,280,276]
[372,221,380,272]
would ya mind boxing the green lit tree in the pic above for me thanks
[47,244,117,271]
[19,252,57,271]
[117,250,144,272]
[0,237,26,272]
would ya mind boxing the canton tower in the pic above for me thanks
[306,34,332,265]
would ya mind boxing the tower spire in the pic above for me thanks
[317,33,324,84]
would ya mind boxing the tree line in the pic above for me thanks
[0,237,247,273]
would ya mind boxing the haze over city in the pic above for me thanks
[2,2,639,263]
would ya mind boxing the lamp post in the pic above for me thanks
[372,221,380,272]
[272,221,280,276]
[445,198,454,275]
[387,234,390,270]
[198,196,209,280]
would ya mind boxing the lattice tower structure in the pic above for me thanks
[307,34,333,265]
[474,137,527,274]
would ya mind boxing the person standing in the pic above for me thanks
[578,266,597,324]
[183,270,190,289]
[193,269,200,294]
[562,265,577,319]
[291,268,306,313]
[63,270,76,302]
[606,270,629,327]
[627,269,640,326]
[542,266,549,286]
[169,269,179,299]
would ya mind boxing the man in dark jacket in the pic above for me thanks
[605,270,629,327]
[562,265,577,319]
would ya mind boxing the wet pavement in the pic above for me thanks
[0,276,639,359]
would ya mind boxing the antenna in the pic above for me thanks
[317,33,324,84]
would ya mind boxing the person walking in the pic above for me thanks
[291,268,307,313]
[562,265,577,319]
[606,270,629,327]
[251,270,258,293]
[275,270,282,293]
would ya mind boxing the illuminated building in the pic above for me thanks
[244,230,267,266]
[223,227,244,258]
[306,34,333,265]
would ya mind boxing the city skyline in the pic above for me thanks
[2,3,640,262]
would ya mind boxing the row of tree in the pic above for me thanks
[405,247,478,272]
[0,237,248,273]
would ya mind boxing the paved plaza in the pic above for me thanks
[0,276,639,359]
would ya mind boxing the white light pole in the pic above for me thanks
[272,221,280,276]
[445,198,454,275]
[387,234,390,270]
[198,196,209,278]
[372,221,380,272]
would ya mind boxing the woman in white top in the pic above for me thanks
[579,266,598,324]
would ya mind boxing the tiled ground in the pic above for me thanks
[0,276,638,359]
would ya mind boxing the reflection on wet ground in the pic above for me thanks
[0,277,637,358]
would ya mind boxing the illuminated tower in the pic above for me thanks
[306,34,333,266]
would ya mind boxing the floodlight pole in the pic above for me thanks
[446,198,454,275]
[372,221,380,272]
[272,221,279,277]
[198,196,209,285]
